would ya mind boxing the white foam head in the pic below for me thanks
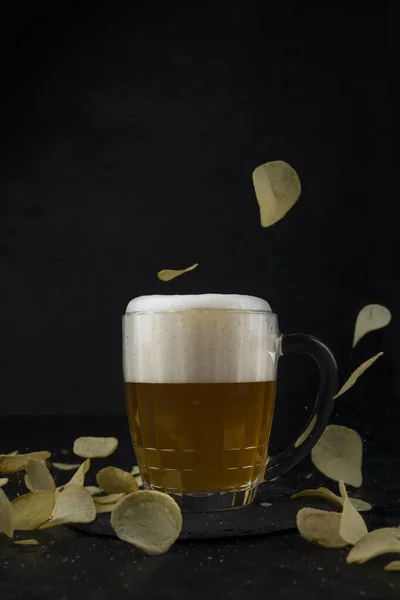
[123,294,277,384]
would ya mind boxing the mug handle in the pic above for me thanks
[265,333,338,481]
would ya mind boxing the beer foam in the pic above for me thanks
[123,295,278,384]
[126,294,271,313]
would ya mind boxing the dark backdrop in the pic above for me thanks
[0,5,396,452]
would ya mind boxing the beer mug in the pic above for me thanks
[123,294,337,511]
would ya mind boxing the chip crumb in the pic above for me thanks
[73,437,119,459]
[13,538,39,546]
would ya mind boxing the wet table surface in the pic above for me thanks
[1,416,400,600]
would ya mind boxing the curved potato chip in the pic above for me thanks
[0,487,14,538]
[157,263,198,282]
[333,352,383,399]
[347,528,400,564]
[66,459,90,487]
[24,474,34,492]
[0,451,51,473]
[311,425,363,487]
[26,459,55,492]
[111,490,182,555]
[294,415,317,448]
[85,486,102,496]
[339,482,368,545]
[96,466,139,495]
[292,487,344,509]
[93,493,125,505]
[385,561,400,571]
[73,437,118,459]
[252,160,301,228]
[40,484,96,529]
[353,305,391,348]
[13,538,39,546]
[52,462,81,471]
[0,478,8,487]
[296,507,347,548]
[350,498,373,512]
[12,491,55,530]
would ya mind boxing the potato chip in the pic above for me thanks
[40,484,96,529]
[52,462,81,471]
[292,487,344,509]
[95,503,118,515]
[13,538,39,546]
[12,491,55,530]
[347,528,400,564]
[333,352,383,399]
[93,493,125,505]
[96,466,138,495]
[252,160,301,228]
[0,487,14,538]
[111,490,182,555]
[339,482,368,545]
[296,507,347,548]
[135,475,143,488]
[157,263,198,282]
[294,415,317,448]
[353,304,391,348]
[0,451,51,473]
[26,459,55,492]
[350,498,373,512]
[0,478,8,487]
[66,459,90,487]
[85,486,102,496]
[311,425,363,487]
[73,437,119,459]
[7,450,19,456]
[131,466,140,476]
[385,561,400,571]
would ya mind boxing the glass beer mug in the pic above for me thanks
[123,294,337,511]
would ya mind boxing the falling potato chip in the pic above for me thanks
[52,462,81,471]
[347,528,400,564]
[73,437,119,459]
[96,466,138,495]
[0,487,14,538]
[385,561,400,571]
[40,484,96,529]
[85,486,102,496]
[339,481,368,545]
[111,490,182,555]
[12,491,55,531]
[350,498,373,512]
[66,459,90,487]
[353,304,391,348]
[0,451,51,473]
[252,160,301,228]
[26,459,55,492]
[311,425,363,487]
[131,466,140,476]
[0,478,8,487]
[296,507,347,548]
[13,539,39,546]
[294,415,317,448]
[333,352,383,399]
[157,263,198,282]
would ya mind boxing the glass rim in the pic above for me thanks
[122,308,277,317]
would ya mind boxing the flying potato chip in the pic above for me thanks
[353,304,391,348]
[339,482,368,545]
[66,459,90,487]
[0,487,14,538]
[13,539,39,546]
[311,425,363,487]
[333,352,383,399]
[0,451,51,473]
[85,486,102,496]
[157,263,198,282]
[0,478,8,487]
[347,528,400,564]
[52,462,81,471]
[73,437,119,459]
[96,466,139,495]
[385,561,400,571]
[111,490,182,555]
[294,415,317,448]
[12,491,55,530]
[296,507,347,548]
[252,160,301,228]
[40,484,96,529]
[26,459,55,492]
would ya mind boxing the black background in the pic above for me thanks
[0,5,396,452]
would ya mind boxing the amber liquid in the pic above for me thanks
[125,381,276,494]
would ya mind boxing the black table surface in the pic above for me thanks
[1,416,400,600]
